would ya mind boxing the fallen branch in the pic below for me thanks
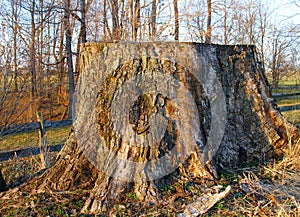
[178,185,231,217]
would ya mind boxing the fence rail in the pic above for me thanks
[0,120,72,137]
[0,144,63,163]
[272,92,300,98]
[278,104,300,112]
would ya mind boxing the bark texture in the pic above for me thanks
[29,42,298,213]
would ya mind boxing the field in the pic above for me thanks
[0,75,299,216]
[271,72,300,127]
[0,126,71,152]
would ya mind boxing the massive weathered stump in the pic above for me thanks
[33,42,298,213]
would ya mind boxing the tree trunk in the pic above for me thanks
[150,0,156,37]
[111,0,120,40]
[174,0,179,41]
[206,0,212,43]
[80,0,87,44]
[24,43,300,214]
[30,0,37,98]
[64,0,75,120]
[133,0,140,40]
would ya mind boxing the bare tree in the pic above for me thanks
[10,0,21,92]
[174,0,179,41]
[267,26,299,88]
[133,0,140,40]
[80,0,87,43]
[181,0,208,42]
[257,2,268,70]
[111,0,121,39]
[0,33,28,135]
[64,0,75,120]
[206,0,212,43]
[103,0,110,40]
[151,0,157,37]
[30,0,37,100]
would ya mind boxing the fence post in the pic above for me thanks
[36,112,50,169]
[0,167,6,192]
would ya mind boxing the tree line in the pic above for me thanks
[0,0,299,130]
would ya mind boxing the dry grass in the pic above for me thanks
[0,152,58,188]
[202,127,300,217]
[281,110,300,127]
[264,142,300,181]
[229,171,299,217]
[235,130,300,217]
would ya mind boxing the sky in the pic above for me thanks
[265,0,300,25]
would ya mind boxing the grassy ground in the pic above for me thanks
[282,110,300,125]
[271,72,300,125]
[270,71,300,94]
[0,153,58,188]
[0,126,71,151]
[276,96,300,107]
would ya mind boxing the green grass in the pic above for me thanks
[271,84,300,94]
[282,110,300,125]
[269,72,300,125]
[268,71,300,94]
[0,153,58,187]
[276,96,300,106]
[277,76,300,86]
[0,126,71,151]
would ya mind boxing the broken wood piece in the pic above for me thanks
[178,185,231,217]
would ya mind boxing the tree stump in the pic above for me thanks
[32,42,299,213]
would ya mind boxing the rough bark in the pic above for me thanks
[22,42,299,214]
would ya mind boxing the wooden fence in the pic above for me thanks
[0,120,71,163]
[279,104,300,112]
[272,92,300,98]
[0,120,72,136]
[0,144,63,163]
[273,92,300,112]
